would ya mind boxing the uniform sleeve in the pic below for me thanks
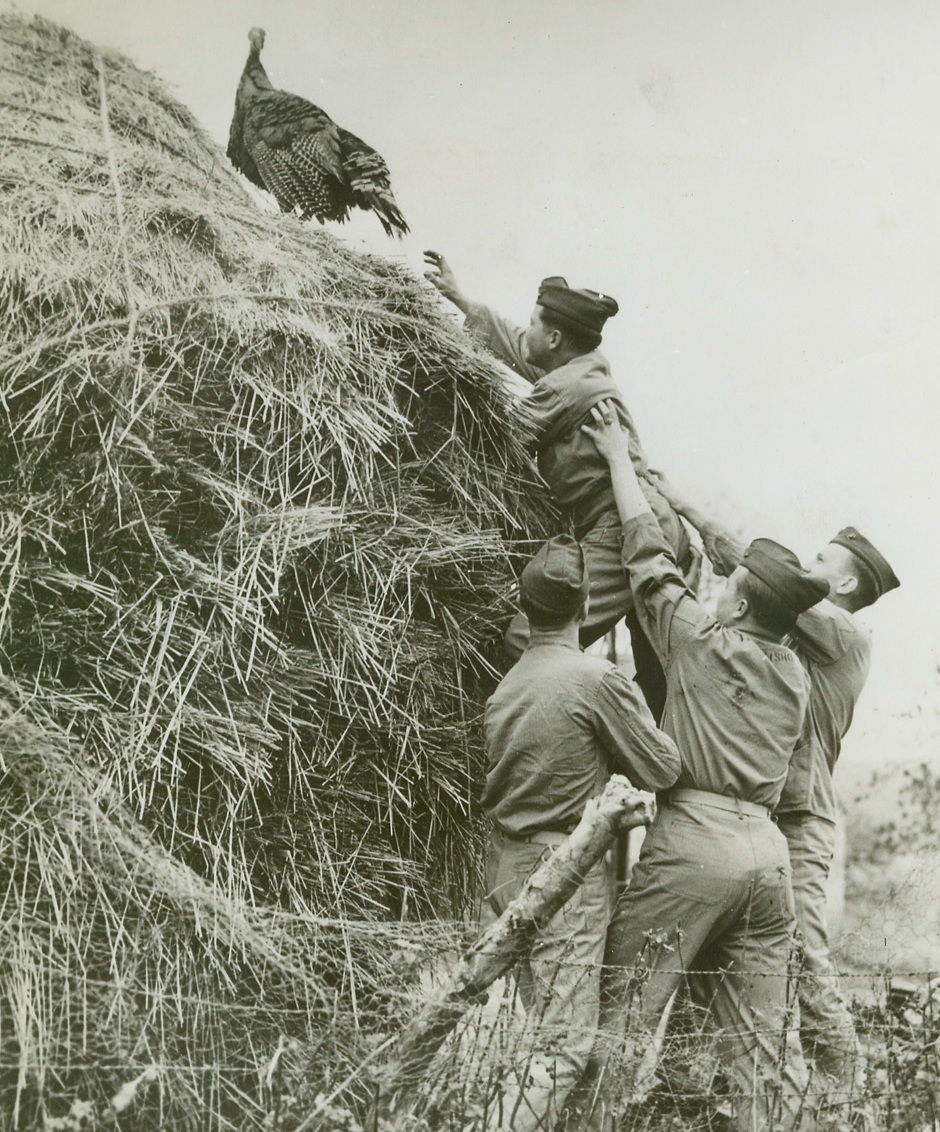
[700,520,747,579]
[791,601,860,665]
[515,381,567,449]
[622,513,714,665]
[593,667,681,791]
[463,302,543,385]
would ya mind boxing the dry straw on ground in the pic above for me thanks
[0,14,553,1128]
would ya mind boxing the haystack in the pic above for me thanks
[0,14,553,1128]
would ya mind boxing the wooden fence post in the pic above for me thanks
[370,776,654,1126]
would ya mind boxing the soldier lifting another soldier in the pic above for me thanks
[424,251,697,720]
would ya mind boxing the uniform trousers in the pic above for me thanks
[775,811,860,1096]
[482,828,615,1132]
[504,507,695,721]
[583,799,809,1132]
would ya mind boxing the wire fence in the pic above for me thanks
[3,792,940,1132]
[6,916,940,1131]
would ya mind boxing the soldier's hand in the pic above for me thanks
[621,795,655,831]
[423,250,467,309]
[606,782,656,832]
[646,468,687,512]
[581,400,632,465]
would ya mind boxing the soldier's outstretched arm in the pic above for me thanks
[647,468,745,579]
[424,250,542,385]
[582,401,712,664]
[423,250,471,313]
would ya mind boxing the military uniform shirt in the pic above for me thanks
[463,302,652,534]
[482,632,681,837]
[623,514,811,809]
[701,520,873,820]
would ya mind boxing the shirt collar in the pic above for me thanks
[525,627,581,652]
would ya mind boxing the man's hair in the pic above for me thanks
[739,571,797,638]
[521,595,580,631]
[539,308,602,354]
[843,553,880,612]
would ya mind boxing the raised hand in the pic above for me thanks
[581,399,632,464]
[422,250,469,311]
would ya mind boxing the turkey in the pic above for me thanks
[227,28,409,238]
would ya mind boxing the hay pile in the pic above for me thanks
[0,14,552,1127]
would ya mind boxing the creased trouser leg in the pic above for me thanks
[584,806,809,1132]
[482,837,613,1131]
[690,857,809,1132]
[776,812,859,1096]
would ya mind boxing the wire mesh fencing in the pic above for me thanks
[8,916,940,1132]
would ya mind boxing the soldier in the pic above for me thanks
[423,250,696,719]
[481,534,681,1131]
[650,470,899,1114]
[576,401,830,1132]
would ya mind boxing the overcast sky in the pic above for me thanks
[7,0,940,790]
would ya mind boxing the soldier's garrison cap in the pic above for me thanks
[536,276,619,340]
[520,534,590,616]
[831,527,900,598]
[742,538,830,614]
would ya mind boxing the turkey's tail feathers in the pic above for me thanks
[340,129,409,238]
[350,184,409,238]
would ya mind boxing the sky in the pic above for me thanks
[6,0,940,796]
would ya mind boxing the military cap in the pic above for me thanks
[536,276,619,339]
[742,538,830,614]
[520,534,590,616]
[831,526,900,597]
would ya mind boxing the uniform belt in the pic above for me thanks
[663,787,770,819]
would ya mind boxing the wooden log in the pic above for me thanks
[371,775,655,1124]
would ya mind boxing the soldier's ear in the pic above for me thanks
[835,574,859,598]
